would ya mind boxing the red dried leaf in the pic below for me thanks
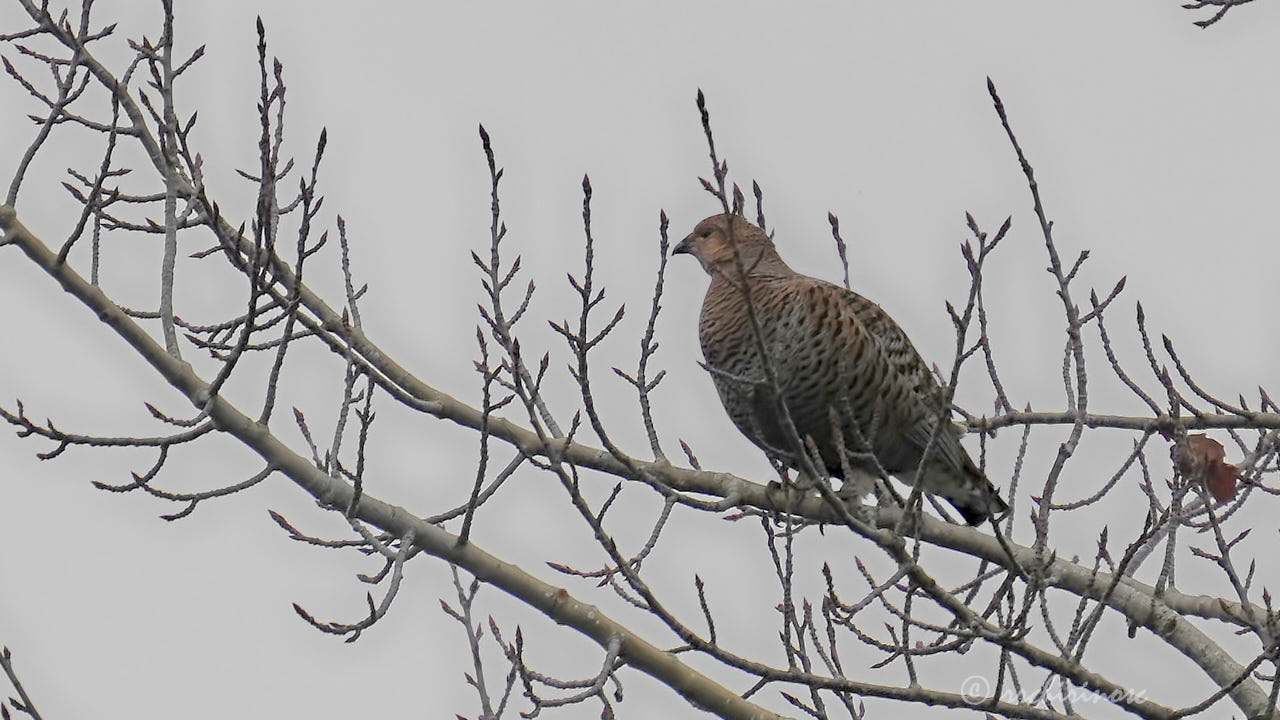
[1171,434,1239,502]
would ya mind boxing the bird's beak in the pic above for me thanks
[672,235,694,256]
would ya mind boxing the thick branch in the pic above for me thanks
[0,205,787,720]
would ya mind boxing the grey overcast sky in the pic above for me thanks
[2,1,1279,718]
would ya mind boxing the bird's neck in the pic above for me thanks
[708,248,793,285]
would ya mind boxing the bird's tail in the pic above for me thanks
[905,458,1009,526]
[947,472,1009,526]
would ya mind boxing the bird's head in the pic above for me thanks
[673,214,789,279]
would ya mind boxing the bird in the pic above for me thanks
[674,213,1008,525]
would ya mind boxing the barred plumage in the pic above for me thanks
[674,213,1007,525]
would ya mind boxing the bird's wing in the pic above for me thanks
[826,280,975,474]
[829,281,945,407]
